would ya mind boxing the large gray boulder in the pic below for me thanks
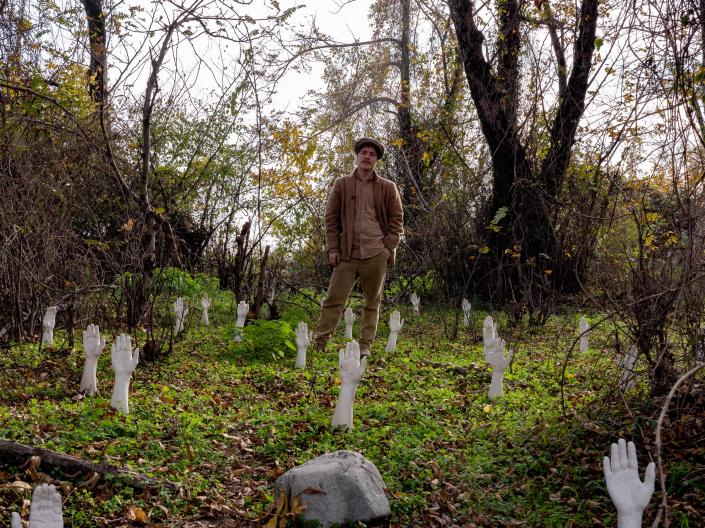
[274,450,390,527]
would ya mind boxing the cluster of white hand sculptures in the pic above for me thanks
[41,306,58,346]
[295,322,312,369]
[173,297,188,335]
[579,316,590,352]
[201,295,211,326]
[410,293,420,316]
[619,345,638,391]
[344,308,355,339]
[12,484,64,528]
[110,334,139,414]
[79,324,105,396]
[232,300,248,342]
[604,438,655,528]
[331,341,366,431]
[483,315,513,400]
[462,299,471,327]
[385,311,404,353]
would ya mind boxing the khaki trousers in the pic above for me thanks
[315,251,387,353]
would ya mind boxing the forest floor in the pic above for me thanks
[0,296,703,527]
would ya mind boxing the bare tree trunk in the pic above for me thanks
[232,221,251,303]
[252,245,270,318]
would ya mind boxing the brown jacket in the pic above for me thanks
[325,170,404,265]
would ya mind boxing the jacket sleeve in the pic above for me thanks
[324,179,342,253]
[382,182,404,251]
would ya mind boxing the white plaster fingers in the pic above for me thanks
[486,337,513,400]
[462,299,471,327]
[385,310,404,353]
[331,341,366,431]
[295,322,311,369]
[110,334,139,414]
[410,293,420,316]
[603,438,655,528]
[24,483,64,528]
[618,344,638,391]
[41,306,58,346]
[79,324,105,396]
[173,297,188,335]
[579,316,590,352]
[483,315,497,362]
[344,307,355,339]
[201,295,211,326]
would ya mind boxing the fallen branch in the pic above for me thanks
[0,438,178,491]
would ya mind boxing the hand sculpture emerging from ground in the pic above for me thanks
[344,308,355,339]
[385,310,404,352]
[483,315,497,362]
[79,324,105,396]
[410,293,420,316]
[13,484,64,528]
[486,337,513,400]
[42,306,58,346]
[111,334,139,414]
[603,438,655,528]
[236,301,248,327]
[579,317,590,352]
[173,297,188,335]
[331,341,366,430]
[462,299,471,327]
[201,295,211,326]
[295,322,311,369]
[619,345,638,391]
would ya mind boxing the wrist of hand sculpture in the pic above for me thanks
[236,300,248,328]
[344,308,355,339]
[80,324,105,395]
[385,311,404,352]
[487,337,513,400]
[604,438,655,528]
[110,334,139,414]
[42,306,58,345]
[462,299,471,327]
[295,322,311,369]
[201,295,211,326]
[173,297,188,334]
[332,341,366,430]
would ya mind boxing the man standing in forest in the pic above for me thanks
[314,138,404,358]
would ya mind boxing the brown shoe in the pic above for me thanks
[359,345,371,358]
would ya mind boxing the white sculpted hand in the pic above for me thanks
[462,299,471,327]
[173,297,188,335]
[236,300,248,328]
[295,322,311,369]
[29,484,64,528]
[579,316,589,352]
[410,293,420,316]
[41,306,58,345]
[332,341,366,430]
[385,310,404,353]
[79,324,105,395]
[486,337,513,400]
[483,315,497,361]
[110,334,139,414]
[12,512,21,528]
[344,307,355,339]
[603,438,655,528]
[201,295,211,326]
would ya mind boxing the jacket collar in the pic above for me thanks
[353,168,378,182]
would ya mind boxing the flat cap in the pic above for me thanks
[353,137,384,159]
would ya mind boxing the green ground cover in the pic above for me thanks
[0,295,702,527]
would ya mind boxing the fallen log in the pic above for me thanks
[0,439,177,490]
